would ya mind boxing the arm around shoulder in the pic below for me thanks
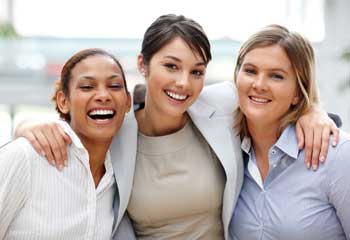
[199,81,236,114]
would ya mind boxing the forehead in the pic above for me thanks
[243,45,293,71]
[153,37,204,62]
[72,54,122,75]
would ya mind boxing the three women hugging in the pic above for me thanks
[1,14,349,240]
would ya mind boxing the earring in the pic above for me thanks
[140,69,146,76]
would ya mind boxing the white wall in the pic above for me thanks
[318,0,350,131]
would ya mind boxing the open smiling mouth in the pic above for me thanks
[87,109,116,121]
[249,96,271,104]
[164,90,189,101]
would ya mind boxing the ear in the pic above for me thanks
[291,92,299,106]
[137,54,147,76]
[56,90,70,114]
[125,92,132,113]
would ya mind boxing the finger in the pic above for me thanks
[311,128,322,171]
[25,132,46,157]
[56,123,72,145]
[319,127,331,163]
[52,123,70,166]
[331,125,339,147]
[41,126,64,171]
[33,130,56,166]
[295,122,305,149]
[303,126,313,169]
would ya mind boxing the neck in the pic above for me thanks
[136,98,188,136]
[247,120,279,181]
[80,138,111,188]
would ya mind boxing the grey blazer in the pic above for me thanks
[109,81,244,240]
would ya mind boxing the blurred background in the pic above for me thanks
[0,0,349,146]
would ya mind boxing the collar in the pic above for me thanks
[274,124,299,159]
[55,119,85,150]
[240,124,299,160]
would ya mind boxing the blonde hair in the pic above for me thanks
[233,24,319,138]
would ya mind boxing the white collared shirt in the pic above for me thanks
[0,120,116,240]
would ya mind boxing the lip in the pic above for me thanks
[248,95,271,104]
[164,90,189,103]
[87,107,117,125]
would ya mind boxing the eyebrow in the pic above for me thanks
[164,55,206,67]
[78,73,122,81]
[243,62,289,74]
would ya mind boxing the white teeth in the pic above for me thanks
[166,91,187,100]
[89,109,114,115]
[251,97,269,103]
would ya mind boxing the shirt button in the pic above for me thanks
[271,149,276,155]
[272,163,277,168]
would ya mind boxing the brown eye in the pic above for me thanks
[192,70,204,77]
[80,85,93,90]
[271,73,284,80]
[244,68,256,75]
[110,83,122,89]
[164,63,178,70]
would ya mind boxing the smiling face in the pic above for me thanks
[140,37,206,118]
[236,44,299,130]
[57,54,131,144]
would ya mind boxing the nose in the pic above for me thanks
[175,73,190,89]
[252,74,268,92]
[95,86,112,102]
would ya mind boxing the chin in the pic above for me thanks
[88,127,118,142]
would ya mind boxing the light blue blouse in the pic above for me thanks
[229,124,350,240]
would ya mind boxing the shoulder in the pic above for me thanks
[196,81,236,113]
[0,138,41,170]
[0,137,37,161]
[324,130,350,175]
[0,138,36,194]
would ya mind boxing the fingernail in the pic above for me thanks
[320,156,325,163]
[313,165,318,171]
[332,141,337,147]
[41,151,46,156]
[49,160,55,166]
[64,160,68,167]
[58,165,64,171]
[306,162,311,169]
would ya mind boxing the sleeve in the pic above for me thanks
[327,137,350,238]
[199,81,237,114]
[112,212,136,240]
[0,138,31,238]
[327,112,342,128]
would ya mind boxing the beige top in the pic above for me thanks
[127,121,226,240]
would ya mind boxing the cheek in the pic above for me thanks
[146,73,164,94]
[192,79,204,95]
[236,76,249,96]
[115,95,129,111]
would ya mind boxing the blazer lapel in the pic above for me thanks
[110,112,138,235]
[188,101,243,240]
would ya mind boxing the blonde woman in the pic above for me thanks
[230,25,350,240]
